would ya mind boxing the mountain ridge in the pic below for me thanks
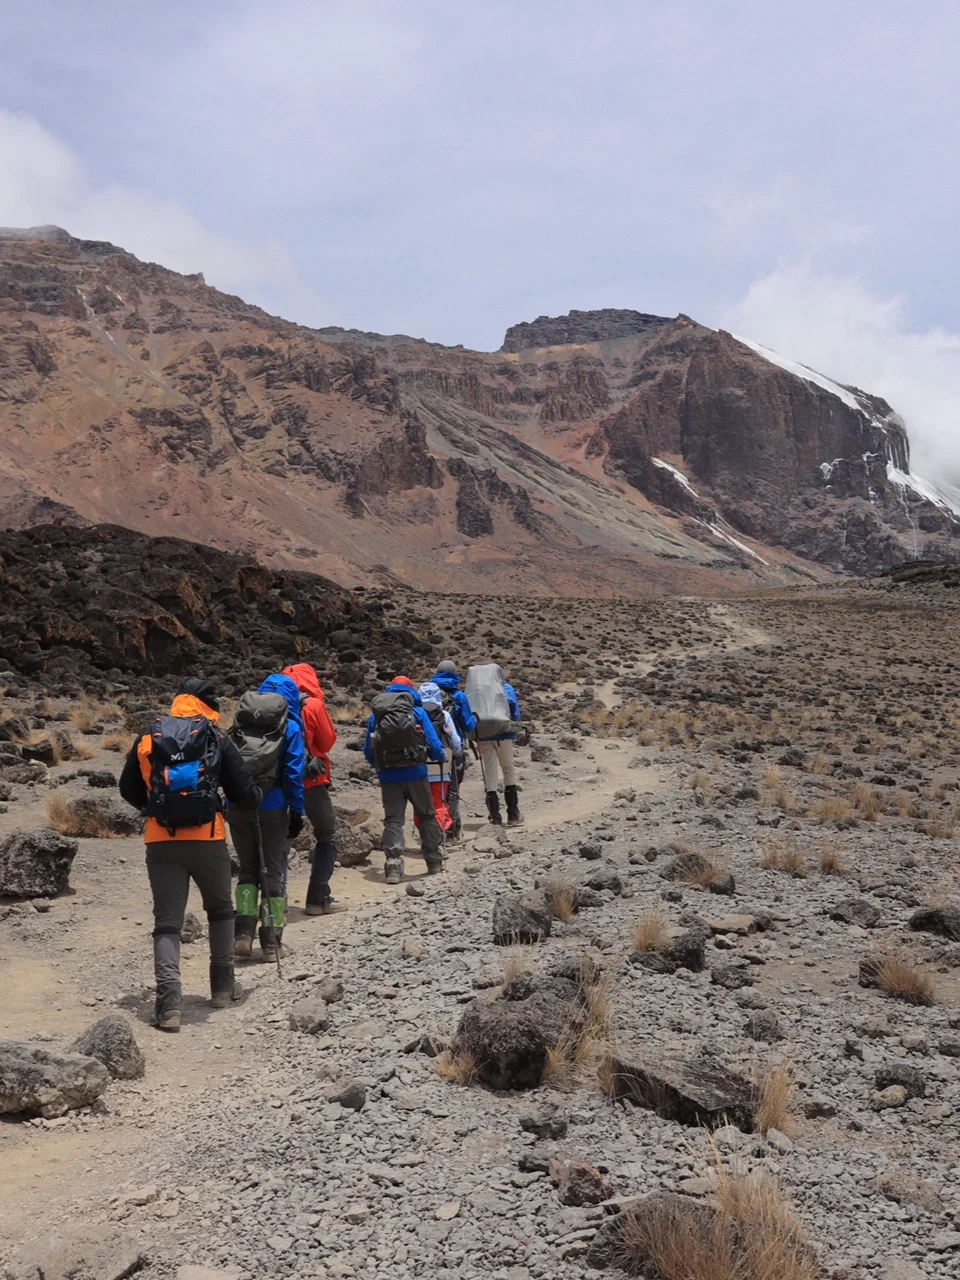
[1,226,957,595]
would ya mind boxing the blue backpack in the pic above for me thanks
[146,714,223,834]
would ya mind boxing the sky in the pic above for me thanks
[1,0,959,476]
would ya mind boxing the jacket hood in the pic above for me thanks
[431,670,461,692]
[418,681,443,708]
[169,693,220,725]
[385,680,423,706]
[283,662,323,700]
[258,673,303,722]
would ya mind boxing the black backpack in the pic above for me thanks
[370,690,427,770]
[146,714,223,835]
[425,703,446,740]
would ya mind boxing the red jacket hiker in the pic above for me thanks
[283,663,336,787]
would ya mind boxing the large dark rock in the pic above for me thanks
[501,308,672,353]
[910,905,960,942]
[0,1041,108,1117]
[69,1015,145,1080]
[492,892,552,945]
[875,1062,926,1099]
[454,972,581,1090]
[602,1052,756,1130]
[0,827,78,897]
[831,897,881,928]
[659,850,710,882]
[52,796,141,838]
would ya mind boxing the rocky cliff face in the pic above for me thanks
[0,227,956,594]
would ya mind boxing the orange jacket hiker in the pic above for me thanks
[119,690,258,842]
[283,663,337,787]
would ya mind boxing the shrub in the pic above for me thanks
[545,879,577,921]
[633,911,669,954]
[434,1048,477,1086]
[755,1062,795,1136]
[874,952,936,1006]
[819,843,846,875]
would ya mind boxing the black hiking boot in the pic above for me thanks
[505,785,524,826]
[234,914,257,958]
[210,962,242,1009]
[259,926,286,962]
[151,981,182,1032]
[486,790,503,825]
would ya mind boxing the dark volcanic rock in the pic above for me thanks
[69,1015,145,1080]
[492,892,552,945]
[0,827,78,897]
[501,308,672,353]
[586,1191,719,1270]
[910,905,960,942]
[831,897,882,928]
[602,1052,756,1130]
[455,973,581,1090]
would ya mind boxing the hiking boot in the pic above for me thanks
[505,785,524,826]
[486,790,503,825]
[305,899,347,916]
[259,926,285,961]
[426,861,444,875]
[234,914,257,958]
[384,859,404,885]
[304,903,325,916]
[210,961,242,1009]
[151,981,182,1033]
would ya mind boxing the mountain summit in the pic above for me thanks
[1,228,957,595]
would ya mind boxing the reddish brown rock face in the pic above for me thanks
[0,230,956,594]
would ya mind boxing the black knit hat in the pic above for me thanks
[178,677,220,712]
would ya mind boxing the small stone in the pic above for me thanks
[180,911,204,943]
[744,1010,782,1042]
[549,1159,611,1206]
[318,977,344,1004]
[435,1200,461,1220]
[344,1204,369,1224]
[124,1184,159,1206]
[266,1235,293,1252]
[932,1231,960,1251]
[938,1036,960,1057]
[406,883,425,898]
[288,998,329,1035]
[870,1084,909,1110]
[801,1094,837,1119]
[333,1080,367,1111]
[707,872,735,896]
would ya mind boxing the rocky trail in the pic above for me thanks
[3,578,960,1280]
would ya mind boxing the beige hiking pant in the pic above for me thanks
[479,739,517,789]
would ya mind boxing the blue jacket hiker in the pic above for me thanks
[364,677,446,885]
[431,661,478,741]
[226,671,306,963]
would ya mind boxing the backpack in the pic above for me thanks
[370,690,427,770]
[146,714,223,835]
[464,664,513,740]
[228,691,288,794]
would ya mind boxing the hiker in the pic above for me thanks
[417,681,463,840]
[226,673,305,962]
[429,659,476,838]
[464,663,523,826]
[118,677,260,1032]
[363,676,446,883]
[282,662,344,916]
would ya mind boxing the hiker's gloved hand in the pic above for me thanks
[250,786,263,808]
[288,812,304,839]
[305,756,323,779]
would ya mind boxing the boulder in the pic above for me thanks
[51,795,141,837]
[519,1104,568,1140]
[549,1159,611,1206]
[333,806,377,867]
[333,1080,367,1111]
[659,850,710,882]
[492,892,552,945]
[830,897,881,928]
[744,1009,782,1042]
[69,1015,145,1080]
[455,972,581,1090]
[601,1052,756,1130]
[707,871,736,896]
[3,1226,144,1280]
[909,905,960,942]
[875,1061,926,1098]
[180,910,203,943]
[0,761,48,786]
[631,927,706,974]
[711,962,754,990]
[288,998,329,1034]
[0,1041,109,1118]
[0,828,79,897]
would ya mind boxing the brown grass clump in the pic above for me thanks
[761,841,805,874]
[754,1063,795,1136]
[808,796,856,823]
[819,842,846,875]
[45,792,118,839]
[633,910,669,954]
[101,733,129,753]
[616,1164,817,1280]
[546,879,578,921]
[500,945,532,985]
[762,764,782,791]
[853,785,883,822]
[807,751,829,775]
[69,695,121,733]
[690,768,712,794]
[874,952,936,1006]
[542,1023,596,1090]
[69,737,96,761]
[433,1048,477,1086]
[685,861,727,889]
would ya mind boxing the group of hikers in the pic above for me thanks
[118,660,522,1032]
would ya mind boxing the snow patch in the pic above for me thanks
[886,463,960,519]
[652,456,698,496]
[701,521,770,566]
[733,334,867,416]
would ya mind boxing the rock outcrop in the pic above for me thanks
[0,828,79,897]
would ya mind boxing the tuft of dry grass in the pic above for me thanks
[500,945,532,985]
[433,1048,477,1086]
[807,751,829,775]
[616,1163,818,1280]
[808,796,856,823]
[45,792,118,839]
[542,1024,595,1090]
[874,951,936,1006]
[754,1062,795,1136]
[69,737,96,762]
[819,842,846,875]
[101,732,129,753]
[69,695,121,733]
[690,768,712,794]
[763,764,782,791]
[761,841,805,874]
[633,910,669,954]
[545,878,578,921]
[685,861,727,889]
[853,785,883,822]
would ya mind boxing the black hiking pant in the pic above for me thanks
[226,806,288,900]
[305,785,337,906]
[146,840,234,989]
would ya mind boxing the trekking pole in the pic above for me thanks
[254,809,283,980]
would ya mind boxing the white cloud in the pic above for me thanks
[0,108,311,305]
[722,263,960,483]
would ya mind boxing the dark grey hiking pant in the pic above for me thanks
[380,778,441,865]
[146,840,234,987]
[305,785,337,906]
[226,806,288,899]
